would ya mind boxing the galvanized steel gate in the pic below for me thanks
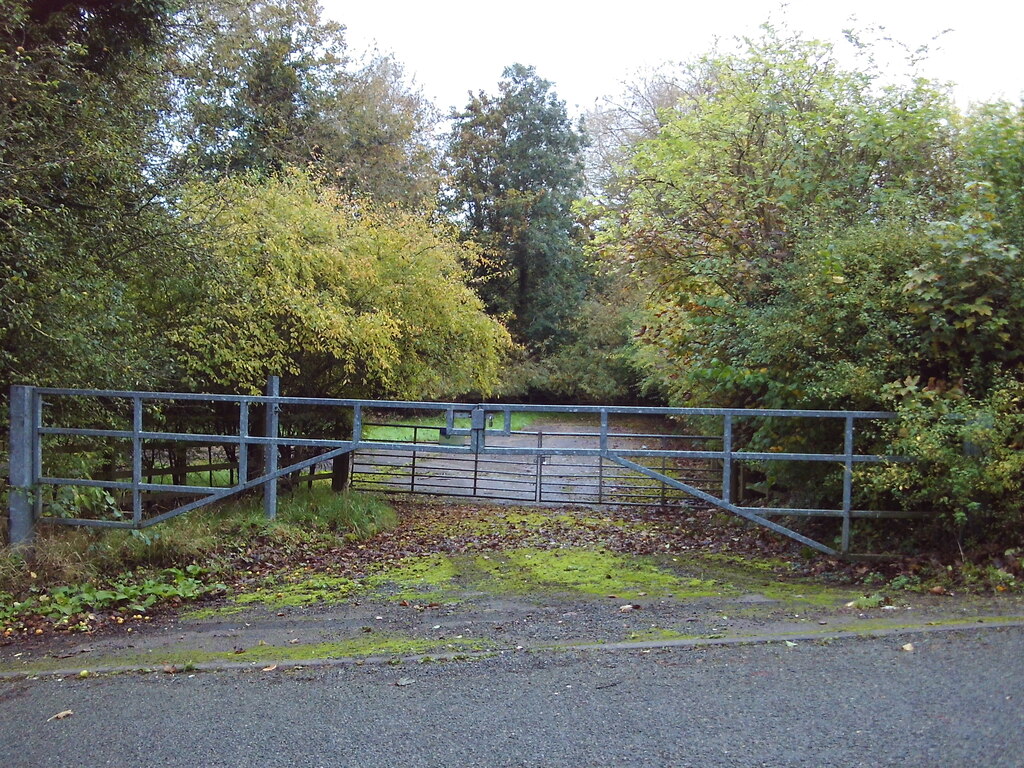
[7,379,912,556]
[351,419,721,507]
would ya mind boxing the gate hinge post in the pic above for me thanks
[8,385,35,546]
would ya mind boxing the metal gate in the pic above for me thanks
[351,419,721,507]
[7,378,913,556]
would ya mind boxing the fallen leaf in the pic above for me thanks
[47,710,74,722]
[784,641,798,648]
[395,677,415,687]
[289,638,300,644]
[619,604,635,613]
[261,665,278,672]
[901,643,915,652]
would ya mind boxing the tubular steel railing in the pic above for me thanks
[353,426,718,507]
[7,378,908,556]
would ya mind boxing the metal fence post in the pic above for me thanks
[841,416,855,554]
[264,376,280,520]
[410,426,417,493]
[721,414,733,505]
[8,385,35,546]
[237,400,249,488]
[535,430,544,502]
[132,396,143,526]
[32,392,43,521]
[598,410,607,504]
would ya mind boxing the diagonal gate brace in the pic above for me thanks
[605,453,838,556]
[140,445,357,528]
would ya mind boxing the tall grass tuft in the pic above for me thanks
[0,489,397,597]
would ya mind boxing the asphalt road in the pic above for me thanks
[2,626,1021,768]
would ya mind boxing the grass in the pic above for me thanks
[147,469,235,487]
[363,411,541,443]
[0,487,397,632]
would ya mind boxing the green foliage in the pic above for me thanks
[166,0,438,206]
[1,565,218,627]
[603,25,971,426]
[505,281,645,403]
[903,199,1024,388]
[272,487,396,539]
[0,488,398,628]
[0,0,180,397]
[617,27,958,303]
[162,171,511,398]
[592,25,1024,545]
[866,379,1024,542]
[964,101,1024,249]
[445,64,587,346]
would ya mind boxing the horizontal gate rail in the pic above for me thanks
[9,378,907,556]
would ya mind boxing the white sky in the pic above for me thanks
[321,0,1024,115]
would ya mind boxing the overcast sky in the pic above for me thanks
[320,0,1024,115]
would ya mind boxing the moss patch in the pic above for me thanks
[362,555,460,603]
[231,575,359,608]
[666,552,857,607]
[471,549,724,600]
[624,627,693,642]
[351,547,728,603]
[180,605,247,621]
[0,633,496,675]
[209,545,857,614]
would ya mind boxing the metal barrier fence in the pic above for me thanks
[352,423,720,506]
[7,378,909,556]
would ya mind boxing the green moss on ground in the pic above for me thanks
[0,633,497,675]
[362,555,459,603]
[471,549,723,600]
[218,544,856,611]
[230,575,359,608]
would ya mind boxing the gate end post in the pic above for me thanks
[263,376,280,520]
[8,385,35,547]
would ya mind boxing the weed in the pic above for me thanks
[888,574,922,591]
[0,489,397,631]
[846,593,886,610]
[1,565,223,628]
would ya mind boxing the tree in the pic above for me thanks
[964,100,1024,250]
[0,0,180,396]
[165,0,438,206]
[444,64,587,347]
[162,171,511,399]
[606,25,962,409]
[594,26,1024,543]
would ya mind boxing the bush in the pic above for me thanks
[866,379,1024,547]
